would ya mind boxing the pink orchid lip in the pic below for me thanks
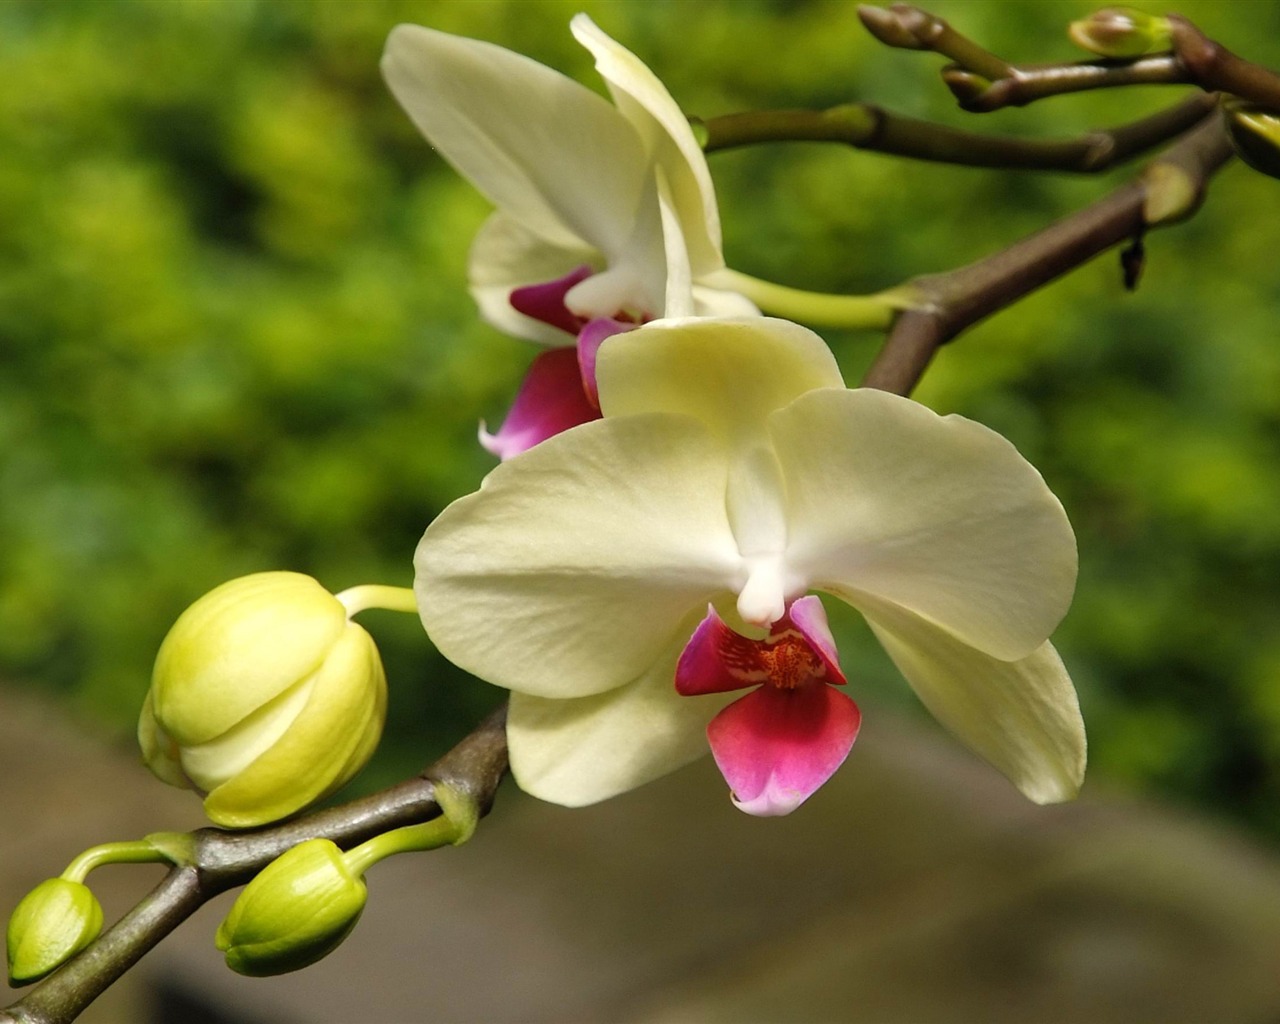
[676,596,860,816]
[509,265,595,336]
[675,596,847,697]
[479,347,600,460]
[576,317,637,410]
[486,269,644,457]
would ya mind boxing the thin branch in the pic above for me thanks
[858,4,1280,113]
[861,113,1234,397]
[3,705,510,1024]
[698,94,1215,172]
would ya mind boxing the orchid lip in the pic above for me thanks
[509,265,595,336]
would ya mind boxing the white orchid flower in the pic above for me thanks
[415,317,1086,816]
[382,15,755,459]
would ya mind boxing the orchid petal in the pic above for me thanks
[657,167,696,319]
[478,348,600,461]
[708,683,861,816]
[576,318,636,410]
[861,599,1085,804]
[383,24,646,259]
[469,213,600,345]
[788,595,846,685]
[675,605,761,697]
[202,624,387,828]
[507,626,735,807]
[692,283,761,319]
[772,388,1077,661]
[509,266,595,336]
[596,317,843,449]
[676,598,846,697]
[416,414,742,699]
[570,14,723,276]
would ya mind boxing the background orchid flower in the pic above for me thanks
[415,317,1086,816]
[382,15,756,458]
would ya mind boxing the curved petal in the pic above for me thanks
[416,413,742,699]
[657,167,694,319]
[202,624,387,828]
[772,388,1077,661]
[596,317,844,450]
[860,598,1085,804]
[469,212,601,345]
[570,14,723,277]
[479,348,600,460]
[692,283,760,319]
[507,623,735,806]
[152,573,346,745]
[576,317,636,410]
[509,266,595,336]
[382,24,646,258]
[707,683,861,816]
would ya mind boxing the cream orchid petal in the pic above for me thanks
[382,24,647,258]
[692,284,761,319]
[469,213,601,345]
[596,317,844,448]
[507,624,736,806]
[658,167,696,319]
[859,599,1085,804]
[415,413,742,700]
[772,388,1077,660]
[570,14,723,276]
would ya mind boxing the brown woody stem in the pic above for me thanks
[861,114,1233,395]
[859,4,1280,112]
[699,94,1214,171]
[2,705,510,1024]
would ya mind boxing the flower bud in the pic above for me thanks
[7,878,104,984]
[1068,8,1172,58]
[139,572,387,828]
[216,839,366,976]
[1224,102,1280,181]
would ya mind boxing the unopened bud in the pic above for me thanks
[139,572,387,828]
[7,878,103,984]
[216,839,367,976]
[1068,8,1172,58]
[1225,102,1280,181]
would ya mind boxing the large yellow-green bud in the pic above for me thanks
[7,878,103,984]
[215,839,367,976]
[139,572,387,828]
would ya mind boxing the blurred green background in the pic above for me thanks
[1,0,1277,839]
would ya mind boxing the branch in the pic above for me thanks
[858,4,1280,112]
[698,94,1215,172]
[3,704,510,1024]
[860,112,1234,396]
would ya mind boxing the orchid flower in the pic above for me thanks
[415,317,1086,816]
[382,16,755,459]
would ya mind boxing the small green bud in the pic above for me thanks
[1224,102,1280,181]
[140,572,387,828]
[7,879,104,984]
[1068,8,1172,58]
[216,839,367,977]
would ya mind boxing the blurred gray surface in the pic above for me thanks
[4,686,1280,1024]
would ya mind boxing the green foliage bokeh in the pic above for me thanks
[2,0,1278,834]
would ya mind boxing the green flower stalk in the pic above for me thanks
[138,572,414,828]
